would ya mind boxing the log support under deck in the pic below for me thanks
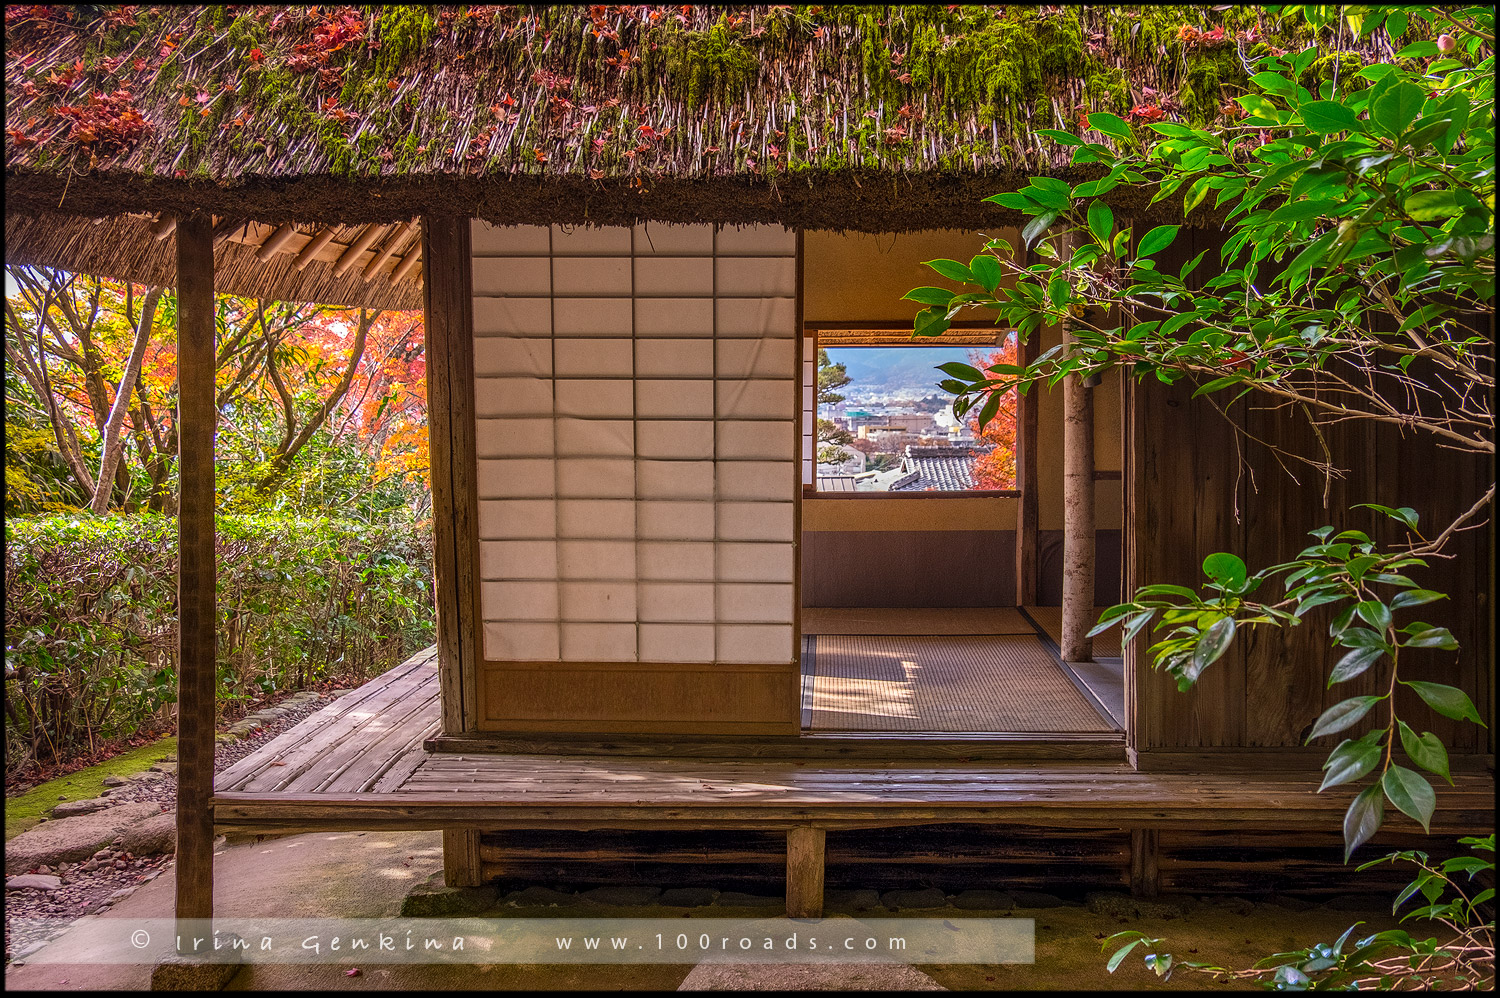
[785,825,827,918]
[174,213,216,937]
[1130,828,1160,897]
[444,830,484,888]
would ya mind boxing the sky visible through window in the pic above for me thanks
[816,344,1017,493]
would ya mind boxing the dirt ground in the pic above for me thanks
[4,828,1418,991]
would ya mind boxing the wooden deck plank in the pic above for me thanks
[212,651,1494,840]
[214,649,436,791]
[233,654,436,793]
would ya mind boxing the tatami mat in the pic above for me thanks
[809,634,1115,733]
[801,606,1033,636]
[1024,606,1123,659]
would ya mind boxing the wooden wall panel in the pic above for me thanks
[801,530,1015,607]
[1129,227,1492,760]
[478,661,797,734]
[1035,529,1122,607]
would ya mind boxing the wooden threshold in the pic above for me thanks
[424,730,1127,760]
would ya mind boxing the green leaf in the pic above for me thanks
[1106,938,1143,973]
[1389,589,1445,610]
[1021,212,1058,248]
[1320,735,1382,791]
[1329,647,1384,685]
[1202,552,1246,590]
[1048,276,1072,306]
[1352,503,1419,530]
[1187,616,1236,680]
[913,307,951,339]
[1343,784,1385,861]
[969,255,1001,294]
[1381,766,1435,833]
[1402,627,1457,650]
[1337,627,1388,651]
[903,287,958,306]
[1404,191,1460,220]
[1086,112,1132,140]
[1395,40,1438,58]
[923,258,974,283]
[1354,600,1392,633]
[1397,720,1452,785]
[1371,82,1426,138]
[1405,681,1483,725]
[1087,200,1114,247]
[1309,696,1382,741]
[1026,177,1072,210]
[1301,100,1361,134]
[936,361,984,382]
[1034,128,1083,146]
[1136,224,1180,258]
[1250,71,1295,97]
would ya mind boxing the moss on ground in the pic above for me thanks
[5,737,176,841]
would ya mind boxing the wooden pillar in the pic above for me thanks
[424,216,482,889]
[443,830,483,888]
[422,216,477,737]
[785,826,826,918]
[1060,236,1096,661]
[174,213,216,930]
[1130,829,1160,897]
[1014,322,1040,608]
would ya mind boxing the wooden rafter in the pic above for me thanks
[332,223,385,277]
[254,223,299,262]
[362,220,417,281]
[390,240,423,286]
[292,228,337,271]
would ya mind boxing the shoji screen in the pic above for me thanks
[469,222,799,733]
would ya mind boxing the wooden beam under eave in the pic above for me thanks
[390,241,423,285]
[255,223,299,262]
[174,213,216,933]
[292,228,337,271]
[332,223,386,277]
[362,220,418,281]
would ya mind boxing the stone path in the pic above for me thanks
[4,687,342,963]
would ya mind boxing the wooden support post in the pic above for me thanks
[424,216,482,889]
[174,213,216,934]
[785,825,826,918]
[1130,829,1160,897]
[1060,240,1096,662]
[443,830,484,888]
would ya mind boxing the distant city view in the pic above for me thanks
[816,345,1017,493]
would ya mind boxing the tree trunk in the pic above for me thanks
[1061,313,1096,662]
[90,287,162,514]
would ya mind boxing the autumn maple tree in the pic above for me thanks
[965,336,1019,490]
[5,268,429,517]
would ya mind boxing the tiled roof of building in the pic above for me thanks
[889,445,987,492]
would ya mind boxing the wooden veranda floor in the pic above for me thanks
[213,648,1494,836]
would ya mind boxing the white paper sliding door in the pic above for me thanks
[469,221,799,734]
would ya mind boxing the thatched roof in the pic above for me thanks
[4,212,423,307]
[5,5,1403,232]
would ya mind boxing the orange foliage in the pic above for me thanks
[967,336,1019,491]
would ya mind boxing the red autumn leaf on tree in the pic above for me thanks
[967,338,1021,490]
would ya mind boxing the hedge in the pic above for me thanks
[4,513,433,770]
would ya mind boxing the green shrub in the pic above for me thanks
[4,513,433,773]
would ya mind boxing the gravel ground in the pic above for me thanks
[5,688,342,963]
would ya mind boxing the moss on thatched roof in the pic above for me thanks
[5,4,1402,229]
